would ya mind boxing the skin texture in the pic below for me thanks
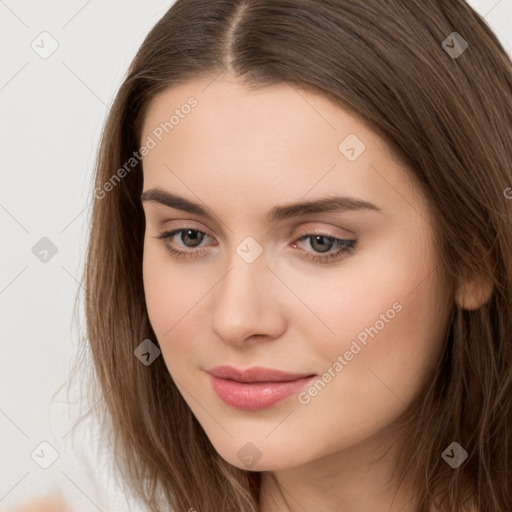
[140,76,456,512]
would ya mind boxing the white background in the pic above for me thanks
[1,0,511,509]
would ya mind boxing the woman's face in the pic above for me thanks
[140,76,452,471]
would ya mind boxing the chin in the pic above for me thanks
[210,436,312,473]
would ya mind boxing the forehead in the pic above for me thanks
[142,77,375,149]
[140,77,425,221]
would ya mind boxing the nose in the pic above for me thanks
[210,254,286,346]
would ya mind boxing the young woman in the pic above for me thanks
[60,1,512,511]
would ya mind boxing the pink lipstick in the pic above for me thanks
[206,365,316,411]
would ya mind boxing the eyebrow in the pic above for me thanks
[140,188,383,223]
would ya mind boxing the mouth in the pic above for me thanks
[206,365,317,410]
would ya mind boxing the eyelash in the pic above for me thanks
[155,228,357,264]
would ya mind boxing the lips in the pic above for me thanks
[206,365,316,410]
[207,365,315,382]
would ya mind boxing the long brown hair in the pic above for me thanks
[69,1,512,510]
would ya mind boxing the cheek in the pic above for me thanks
[290,266,449,455]
[286,234,441,354]
[143,245,172,330]
[315,236,449,407]
[293,225,449,396]
[142,242,215,375]
[142,244,194,345]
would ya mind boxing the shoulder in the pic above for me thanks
[52,399,151,512]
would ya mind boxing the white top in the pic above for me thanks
[53,401,151,512]
[0,399,152,512]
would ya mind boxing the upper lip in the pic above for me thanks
[206,365,316,383]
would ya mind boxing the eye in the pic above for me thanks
[154,228,357,263]
[292,233,357,263]
[155,228,213,259]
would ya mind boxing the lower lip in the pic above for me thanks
[209,374,315,410]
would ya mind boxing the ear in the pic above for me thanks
[454,274,494,311]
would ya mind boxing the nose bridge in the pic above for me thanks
[210,241,283,344]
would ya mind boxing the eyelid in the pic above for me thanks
[292,222,355,240]
[158,219,216,238]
